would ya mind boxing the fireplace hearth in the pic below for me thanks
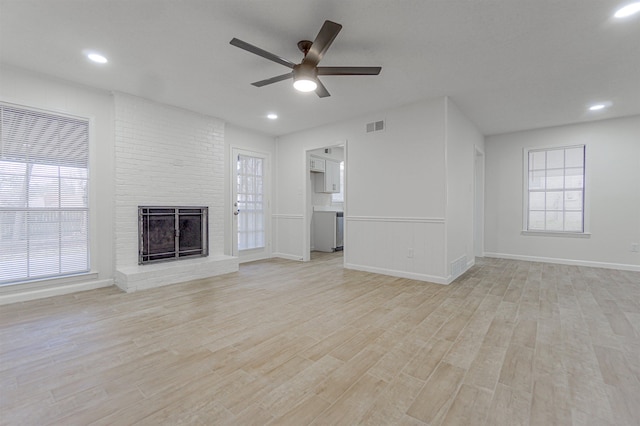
[138,206,208,264]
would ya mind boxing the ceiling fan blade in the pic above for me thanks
[303,20,342,66]
[317,66,382,76]
[315,79,331,98]
[251,72,293,87]
[230,38,296,69]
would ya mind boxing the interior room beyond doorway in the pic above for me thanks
[307,145,345,260]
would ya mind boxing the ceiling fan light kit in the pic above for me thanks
[230,20,382,98]
[293,63,318,92]
[293,78,318,93]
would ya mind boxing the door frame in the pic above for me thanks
[230,147,272,263]
[474,145,485,258]
[302,140,347,262]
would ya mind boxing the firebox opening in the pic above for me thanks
[138,206,208,265]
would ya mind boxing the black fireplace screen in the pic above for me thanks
[138,206,208,264]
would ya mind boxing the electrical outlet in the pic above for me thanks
[407,248,414,258]
[631,243,639,253]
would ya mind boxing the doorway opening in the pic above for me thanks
[303,142,346,263]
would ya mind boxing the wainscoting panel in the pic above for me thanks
[272,214,304,261]
[345,216,447,284]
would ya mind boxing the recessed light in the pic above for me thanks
[588,102,612,111]
[614,2,640,18]
[267,113,278,120]
[87,53,108,64]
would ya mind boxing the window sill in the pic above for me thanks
[0,271,98,290]
[521,230,591,238]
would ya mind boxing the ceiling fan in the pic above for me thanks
[230,20,382,98]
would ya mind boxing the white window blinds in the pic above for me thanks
[0,104,90,284]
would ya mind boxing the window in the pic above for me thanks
[331,161,345,203]
[525,145,585,233]
[0,104,90,284]
[237,154,265,250]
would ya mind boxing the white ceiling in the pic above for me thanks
[1,0,639,137]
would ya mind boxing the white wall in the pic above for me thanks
[0,65,115,302]
[445,98,485,277]
[275,97,453,281]
[273,124,336,260]
[485,115,640,270]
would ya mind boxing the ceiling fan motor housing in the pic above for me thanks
[293,63,318,80]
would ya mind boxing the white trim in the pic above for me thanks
[273,214,304,220]
[0,278,114,305]
[345,262,452,285]
[238,248,270,264]
[444,96,450,292]
[521,230,591,238]
[0,271,99,291]
[272,252,304,261]
[347,216,446,223]
[522,144,587,233]
[484,252,640,272]
[230,147,272,260]
[474,145,485,257]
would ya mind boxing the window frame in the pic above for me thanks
[522,144,591,237]
[0,102,92,285]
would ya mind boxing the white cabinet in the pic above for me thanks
[315,159,340,193]
[309,156,325,172]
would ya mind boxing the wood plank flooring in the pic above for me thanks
[1,254,639,425]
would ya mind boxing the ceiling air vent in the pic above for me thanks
[366,120,385,133]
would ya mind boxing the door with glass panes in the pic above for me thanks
[232,149,269,262]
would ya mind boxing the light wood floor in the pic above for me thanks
[1,254,639,425]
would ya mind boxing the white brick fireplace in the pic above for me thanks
[113,93,237,292]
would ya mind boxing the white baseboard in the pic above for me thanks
[238,252,271,264]
[0,278,114,305]
[484,252,640,272]
[272,252,304,261]
[344,262,450,285]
